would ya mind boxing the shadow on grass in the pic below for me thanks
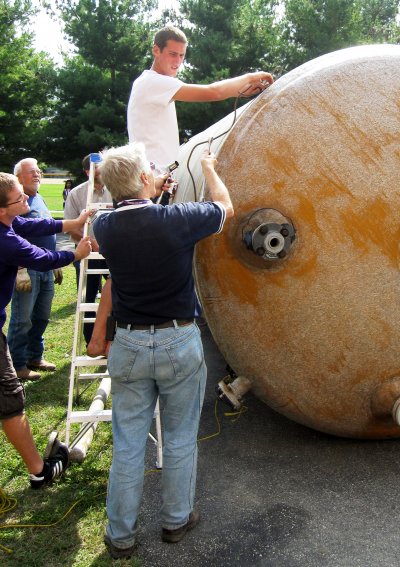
[49,302,77,320]
[0,477,108,566]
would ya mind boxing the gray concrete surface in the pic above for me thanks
[134,325,400,567]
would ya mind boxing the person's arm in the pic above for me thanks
[174,71,273,103]
[87,278,112,357]
[201,151,234,218]
[63,191,84,243]
[62,209,91,236]
[6,231,91,272]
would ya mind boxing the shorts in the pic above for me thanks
[0,331,25,420]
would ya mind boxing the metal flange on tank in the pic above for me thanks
[242,208,296,262]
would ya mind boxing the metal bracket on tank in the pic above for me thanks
[242,209,296,262]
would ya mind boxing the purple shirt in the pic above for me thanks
[0,216,75,330]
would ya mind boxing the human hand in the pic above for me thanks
[155,173,170,194]
[200,149,217,171]
[87,337,111,357]
[74,236,92,261]
[15,267,32,292]
[90,238,100,253]
[76,208,92,225]
[53,268,63,285]
[241,71,274,96]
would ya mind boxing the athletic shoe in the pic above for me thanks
[29,439,70,489]
[162,510,200,543]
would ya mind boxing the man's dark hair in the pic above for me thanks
[154,26,187,51]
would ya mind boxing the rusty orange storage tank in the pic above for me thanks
[175,44,400,439]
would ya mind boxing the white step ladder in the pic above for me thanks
[65,153,163,467]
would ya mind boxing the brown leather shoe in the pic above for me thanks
[16,366,41,381]
[27,359,56,371]
[104,535,137,559]
[162,510,200,543]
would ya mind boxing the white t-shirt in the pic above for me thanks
[127,70,183,171]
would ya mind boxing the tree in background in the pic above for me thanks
[46,0,157,176]
[3,0,399,172]
[354,0,400,43]
[0,0,56,171]
[281,0,400,69]
[177,0,281,139]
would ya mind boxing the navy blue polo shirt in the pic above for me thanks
[93,200,225,324]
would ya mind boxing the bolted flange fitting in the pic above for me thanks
[243,209,296,261]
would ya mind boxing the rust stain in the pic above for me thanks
[288,253,318,278]
[197,233,261,305]
[339,198,400,264]
[309,172,354,199]
[262,140,301,178]
[291,192,320,234]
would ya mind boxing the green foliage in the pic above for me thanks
[0,0,57,170]
[177,0,282,138]
[45,55,128,176]
[2,0,400,170]
[281,0,400,68]
[45,0,157,176]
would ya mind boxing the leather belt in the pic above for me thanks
[117,318,194,330]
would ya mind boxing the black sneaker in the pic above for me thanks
[103,535,137,559]
[29,436,70,489]
[162,510,200,543]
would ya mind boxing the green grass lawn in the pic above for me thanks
[39,182,64,214]
[0,267,141,567]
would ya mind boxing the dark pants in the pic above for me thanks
[0,332,25,420]
[74,259,108,345]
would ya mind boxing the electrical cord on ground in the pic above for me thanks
[0,394,247,554]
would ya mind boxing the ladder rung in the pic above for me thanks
[79,372,109,380]
[74,356,108,367]
[79,303,99,312]
[68,409,112,423]
[86,269,110,275]
[83,317,96,323]
[88,252,105,260]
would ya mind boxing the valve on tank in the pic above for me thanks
[242,208,296,262]
[216,365,252,411]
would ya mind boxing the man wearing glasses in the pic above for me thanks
[0,171,92,487]
[7,158,60,381]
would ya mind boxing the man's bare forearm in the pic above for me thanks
[201,153,234,218]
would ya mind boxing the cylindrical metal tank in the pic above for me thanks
[175,44,400,439]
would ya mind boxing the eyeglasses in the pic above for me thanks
[6,194,26,206]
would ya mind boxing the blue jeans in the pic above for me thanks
[105,322,206,549]
[7,270,54,370]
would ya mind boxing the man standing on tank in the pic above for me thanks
[127,25,273,174]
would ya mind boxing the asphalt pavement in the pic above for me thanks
[56,232,400,567]
[134,324,400,567]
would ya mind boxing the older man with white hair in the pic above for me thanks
[92,142,234,559]
[7,158,60,381]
